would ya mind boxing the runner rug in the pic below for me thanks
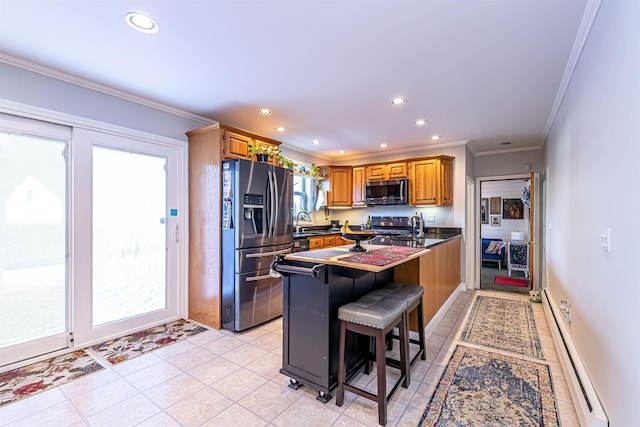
[339,246,424,266]
[419,345,559,426]
[460,295,544,359]
[91,319,207,365]
[494,276,529,287]
[0,350,104,407]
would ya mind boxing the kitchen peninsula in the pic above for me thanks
[272,234,461,401]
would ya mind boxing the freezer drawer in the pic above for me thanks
[236,244,292,274]
[222,269,283,332]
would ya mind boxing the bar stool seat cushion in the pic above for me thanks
[367,283,424,309]
[338,297,406,330]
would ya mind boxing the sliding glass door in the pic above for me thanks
[92,147,167,326]
[0,118,71,366]
[1,113,185,367]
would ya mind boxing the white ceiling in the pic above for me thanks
[0,1,588,160]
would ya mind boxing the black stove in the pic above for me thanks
[367,216,419,246]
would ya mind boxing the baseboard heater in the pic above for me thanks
[542,288,608,427]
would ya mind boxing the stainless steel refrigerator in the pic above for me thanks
[221,159,293,331]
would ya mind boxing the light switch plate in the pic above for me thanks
[601,228,611,252]
[426,214,436,222]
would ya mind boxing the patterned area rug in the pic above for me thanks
[91,319,207,365]
[340,246,424,266]
[460,296,544,359]
[0,350,104,407]
[420,345,559,427]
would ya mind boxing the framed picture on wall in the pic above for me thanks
[490,215,501,227]
[480,198,488,224]
[490,197,501,214]
[503,198,524,219]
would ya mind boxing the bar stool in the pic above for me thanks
[374,283,426,367]
[335,292,410,426]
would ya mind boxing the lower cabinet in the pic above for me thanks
[308,234,345,250]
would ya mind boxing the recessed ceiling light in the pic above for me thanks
[312,140,320,145]
[500,141,512,145]
[338,150,345,154]
[124,12,159,34]
[431,135,440,140]
[390,97,407,106]
[415,119,427,126]
[275,127,286,132]
[380,143,388,148]
[258,108,272,115]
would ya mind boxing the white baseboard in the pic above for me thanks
[542,288,608,427]
[424,282,466,340]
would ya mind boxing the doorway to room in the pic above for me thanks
[479,177,532,294]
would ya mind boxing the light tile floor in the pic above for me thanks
[0,290,580,426]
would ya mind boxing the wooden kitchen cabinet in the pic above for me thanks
[325,166,353,207]
[409,156,453,206]
[352,167,366,207]
[221,125,281,163]
[365,162,407,180]
[322,236,336,247]
[222,130,251,159]
[307,234,341,250]
[308,237,323,250]
[394,235,461,327]
[186,122,284,330]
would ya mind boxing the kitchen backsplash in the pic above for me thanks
[309,205,454,228]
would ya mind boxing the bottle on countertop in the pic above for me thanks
[366,215,371,229]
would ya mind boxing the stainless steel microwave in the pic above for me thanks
[365,178,408,205]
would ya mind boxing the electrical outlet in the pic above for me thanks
[426,214,435,222]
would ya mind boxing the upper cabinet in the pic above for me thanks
[221,125,281,165]
[324,166,353,207]
[222,130,251,159]
[352,167,366,207]
[409,156,453,206]
[365,162,407,181]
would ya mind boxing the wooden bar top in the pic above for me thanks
[285,244,431,273]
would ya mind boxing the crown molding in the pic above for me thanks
[0,54,214,125]
[473,145,543,157]
[544,0,602,137]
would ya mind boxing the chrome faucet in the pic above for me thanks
[409,213,425,239]
[295,210,311,233]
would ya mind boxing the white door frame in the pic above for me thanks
[465,176,476,289]
[72,127,187,347]
[475,174,531,290]
[0,101,189,364]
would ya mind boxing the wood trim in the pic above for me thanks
[187,127,223,329]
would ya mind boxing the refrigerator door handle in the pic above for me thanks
[268,169,277,238]
[246,273,277,282]
[273,167,280,237]
[246,248,292,258]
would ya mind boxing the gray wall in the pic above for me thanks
[474,149,544,178]
[0,61,210,139]
[544,1,640,425]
